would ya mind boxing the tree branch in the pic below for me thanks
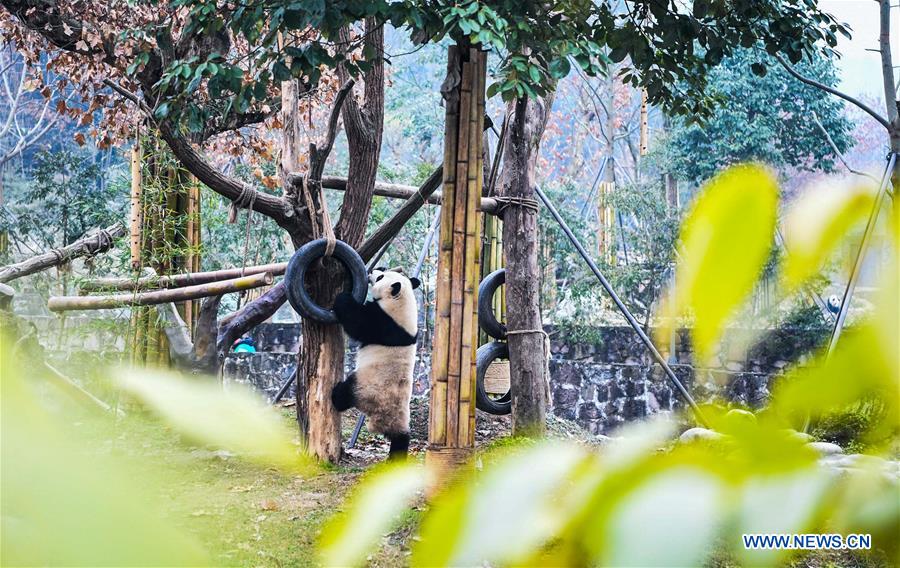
[879,0,899,126]
[0,222,125,283]
[775,54,891,131]
[810,111,879,182]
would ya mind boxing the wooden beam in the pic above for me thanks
[0,223,126,283]
[48,272,273,312]
[316,175,500,215]
[79,262,287,293]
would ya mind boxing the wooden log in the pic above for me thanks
[48,272,273,312]
[316,175,499,215]
[79,262,287,293]
[0,223,126,284]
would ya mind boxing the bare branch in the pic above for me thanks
[810,111,879,182]
[0,223,126,283]
[775,54,892,131]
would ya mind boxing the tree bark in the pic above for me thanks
[498,91,555,437]
[878,0,900,185]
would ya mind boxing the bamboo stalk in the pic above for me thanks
[49,272,274,311]
[130,141,143,270]
[446,54,473,446]
[79,262,287,293]
[429,46,461,448]
[639,89,649,156]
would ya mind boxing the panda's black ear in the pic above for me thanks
[391,282,402,297]
[409,277,421,290]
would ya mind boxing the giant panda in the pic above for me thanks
[331,267,421,460]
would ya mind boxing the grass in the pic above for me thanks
[70,406,373,567]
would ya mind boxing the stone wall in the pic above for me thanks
[223,322,826,434]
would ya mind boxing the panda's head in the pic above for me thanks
[370,267,420,301]
[369,267,420,333]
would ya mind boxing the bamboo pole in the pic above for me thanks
[79,262,287,293]
[49,272,273,312]
[639,89,649,156]
[426,46,486,483]
[130,141,143,270]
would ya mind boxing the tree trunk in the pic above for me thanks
[295,17,385,464]
[499,90,555,437]
[296,262,345,462]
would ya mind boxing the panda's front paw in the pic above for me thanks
[333,292,355,315]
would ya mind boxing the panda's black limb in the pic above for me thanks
[331,373,357,411]
[387,432,410,460]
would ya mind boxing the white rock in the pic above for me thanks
[781,429,814,443]
[726,408,757,424]
[679,427,724,443]
[806,441,844,456]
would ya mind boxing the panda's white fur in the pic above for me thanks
[353,270,417,435]
[331,268,420,458]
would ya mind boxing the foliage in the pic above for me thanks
[318,164,899,566]
[658,164,778,362]
[0,149,126,249]
[668,48,854,185]
[0,340,318,565]
[75,0,852,134]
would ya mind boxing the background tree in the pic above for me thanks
[668,48,853,187]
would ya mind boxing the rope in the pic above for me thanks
[239,190,257,276]
[506,328,553,409]
[492,196,540,216]
[298,174,337,256]
[312,178,336,257]
[228,184,256,224]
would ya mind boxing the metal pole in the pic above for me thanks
[270,367,296,405]
[535,186,709,426]
[349,208,442,450]
[826,152,896,358]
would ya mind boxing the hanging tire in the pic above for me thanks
[476,341,511,415]
[285,238,368,324]
[478,268,507,340]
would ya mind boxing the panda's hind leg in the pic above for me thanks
[331,373,357,412]
[387,432,410,461]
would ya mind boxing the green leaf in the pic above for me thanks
[412,444,589,566]
[116,369,313,473]
[780,181,876,291]
[603,467,726,567]
[549,57,571,79]
[153,102,170,120]
[318,464,424,567]
[661,164,778,362]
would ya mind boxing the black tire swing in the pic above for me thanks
[285,238,369,324]
[476,268,512,415]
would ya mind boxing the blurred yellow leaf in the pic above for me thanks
[733,470,832,566]
[781,181,876,290]
[661,164,778,362]
[413,444,589,567]
[1,346,208,566]
[318,463,424,567]
[604,467,726,567]
[116,368,313,474]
